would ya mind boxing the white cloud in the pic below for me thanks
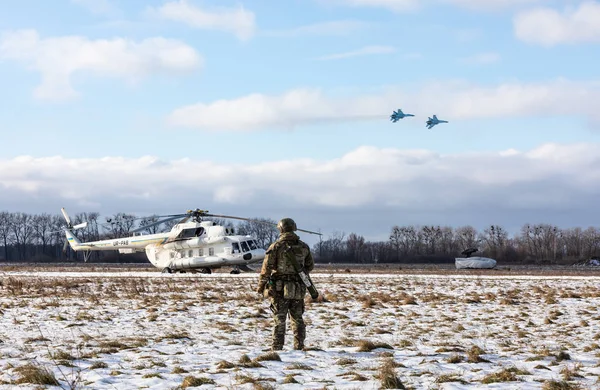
[459,51,501,65]
[71,0,121,18]
[2,143,600,237]
[514,1,600,46]
[262,20,368,37]
[319,0,540,12]
[442,0,542,11]
[0,29,202,101]
[317,0,419,12]
[167,79,600,131]
[315,45,395,60]
[147,0,256,41]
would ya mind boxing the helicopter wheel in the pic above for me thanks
[161,267,172,274]
[200,268,212,274]
[230,268,241,275]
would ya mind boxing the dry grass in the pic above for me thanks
[14,363,59,385]
[181,375,215,387]
[254,351,281,362]
[1,271,599,389]
[356,340,394,352]
[542,380,582,390]
[378,358,405,389]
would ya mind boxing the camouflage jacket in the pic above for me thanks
[259,232,314,284]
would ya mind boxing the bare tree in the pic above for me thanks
[103,213,137,238]
[420,225,442,255]
[0,212,13,260]
[389,225,419,259]
[313,231,347,262]
[582,227,600,259]
[138,215,163,234]
[32,213,54,257]
[236,218,279,249]
[346,233,366,263]
[481,225,508,260]
[455,226,478,252]
[11,212,35,260]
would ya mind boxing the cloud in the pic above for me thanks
[442,0,542,11]
[459,51,501,65]
[0,29,202,101]
[2,143,600,238]
[514,1,600,46]
[146,0,256,41]
[318,0,540,12]
[317,0,419,12]
[167,79,600,131]
[262,20,368,37]
[315,45,395,60]
[71,0,122,18]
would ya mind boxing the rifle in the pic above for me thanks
[283,243,319,299]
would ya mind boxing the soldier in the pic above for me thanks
[256,217,314,351]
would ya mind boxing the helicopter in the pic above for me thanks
[60,208,322,274]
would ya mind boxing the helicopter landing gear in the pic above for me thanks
[161,267,173,274]
[230,267,241,275]
[200,268,212,274]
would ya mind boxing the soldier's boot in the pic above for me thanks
[293,324,306,350]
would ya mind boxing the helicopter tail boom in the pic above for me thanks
[65,229,82,250]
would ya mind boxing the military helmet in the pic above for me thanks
[277,218,297,233]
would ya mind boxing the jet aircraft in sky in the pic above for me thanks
[389,109,415,123]
[425,115,448,129]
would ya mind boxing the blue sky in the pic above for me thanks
[1,0,600,243]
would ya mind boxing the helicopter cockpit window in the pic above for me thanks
[232,242,240,253]
[195,227,204,237]
[241,241,250,252]
[248,240,257,250]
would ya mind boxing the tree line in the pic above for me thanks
[314,224,600,264]
[0,210,598,264]
[0,210,281,263]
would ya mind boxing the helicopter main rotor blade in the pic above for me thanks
[130,215,185,233]
[72,222,88,230]
[204,213,322,236]
[61,208,72,227]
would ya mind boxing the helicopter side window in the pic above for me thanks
[188,250,193,257]
[232,242,240,253]
[248,240,257,250]
[198,248,204,256]
[209,247,214,256]
[241,241,250,252]
[177,228,197,240]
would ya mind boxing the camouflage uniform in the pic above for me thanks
[256,218,314,351]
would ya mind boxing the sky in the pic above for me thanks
[1,0,600,245]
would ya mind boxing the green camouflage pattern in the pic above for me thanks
[270,291,305,349]
[277,217,297,233]
[257,231,314,350]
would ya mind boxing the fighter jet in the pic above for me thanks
[390,109,415,123]
[425,115,448,129]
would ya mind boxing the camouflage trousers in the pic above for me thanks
[269,296,305,350]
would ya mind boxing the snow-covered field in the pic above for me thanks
[1,271,599,389]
